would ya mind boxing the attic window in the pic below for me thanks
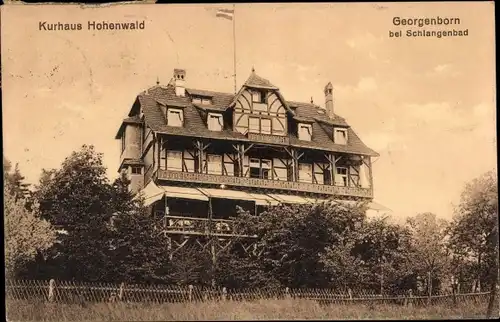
[334,128,348,145]
[208,113,223,131]
[167,108,183,127]
[298,123,312,141]
[252,90,266,104]
[192,96,212,105]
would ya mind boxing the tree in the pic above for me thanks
[32,145,116,281]
[104,173,172,284]
[321,216,415,293]
[3,157,31,202]
[406,212,450,296]
[234,201,367,288]
[447,171,498,316]
[4,183,56,279]
[214,246,281,289]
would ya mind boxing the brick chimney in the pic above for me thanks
[324,82,334,119]
[173,68,186,97]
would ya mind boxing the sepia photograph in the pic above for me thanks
[2,2,498,320]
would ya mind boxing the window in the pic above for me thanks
[249,158,271,179]
[261,119,271,135]
[121,132,126,153]
[249,117,260,133]
[167,108,183,127]
[323,168,332,185]
[298,163,312,183]
[192,96,212,105]
[252,90,266,103]
[167,151,183,171]
[184,150,196,173]
[261,159,271,179]
[335,128,348,145]
[208,113,223,131]
[335,167,348,186]
[131,166,142,175]
[160,145,166,170]
[248,117,272,134]
[298,124,312,141]
[207,154,222,175]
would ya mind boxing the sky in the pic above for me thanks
[1,2,496,221]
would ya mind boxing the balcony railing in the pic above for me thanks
[155,215,253,237]
[156,169,373,198]
[247,132,290,145]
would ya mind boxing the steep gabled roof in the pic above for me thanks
[123,78,378,156]
[287,101,349,127]
[137,85,246,141]
[229,71,294,115]
[187,88,234,111]
[243,70,278,89]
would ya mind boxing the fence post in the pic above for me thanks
[118,282,125,301]
[407,289,413,308]
[222,287,227,301]
[285,287,290,300]
[348,288,353,300]
[48,279,56,302]
[451,280,457,307]
[427,271,432,306]
[188,285,193,302]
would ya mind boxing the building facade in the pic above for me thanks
[115,68,380,256]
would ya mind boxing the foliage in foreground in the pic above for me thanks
[4,146,499,298]
[3,177,56,279]
[5,298,495,321]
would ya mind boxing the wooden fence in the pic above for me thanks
[5,279,492,307]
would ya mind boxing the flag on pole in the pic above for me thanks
[214,6,237,93]
[216,8,234,20]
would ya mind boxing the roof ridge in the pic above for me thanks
[186,87,234,96]
[243,72,278,89]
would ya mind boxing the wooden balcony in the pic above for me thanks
[156,215,253,238]
[156,169,373,198]
[247,132,290,145]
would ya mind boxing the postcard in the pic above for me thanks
[2,2,497,321]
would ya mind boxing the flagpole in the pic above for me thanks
[232,4,237,94]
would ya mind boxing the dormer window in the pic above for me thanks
[192,96,212,105]
[208,112,223,131]
[298,123,312,141]
[167,108,183,127]
[334,128,348,145]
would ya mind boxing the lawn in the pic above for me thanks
[6,298,497,321]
